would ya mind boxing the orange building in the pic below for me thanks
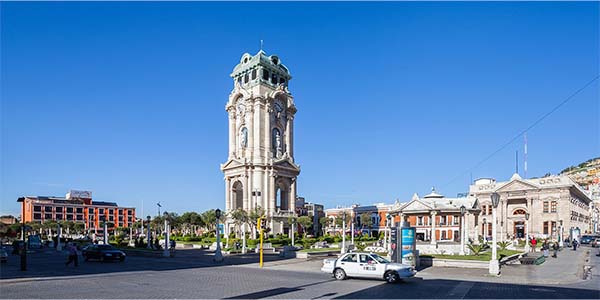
[17,190,136,230]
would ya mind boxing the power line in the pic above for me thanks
[443,74,600,188]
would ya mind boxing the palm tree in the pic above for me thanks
[297,216,313,238]
[319,217,330,236]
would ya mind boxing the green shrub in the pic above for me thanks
[467,243,486,256]
[498,241,511,251]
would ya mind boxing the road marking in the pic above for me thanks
[446,281,474,299]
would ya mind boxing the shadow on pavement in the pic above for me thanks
[334,277,600,299]
[0,247,296,281]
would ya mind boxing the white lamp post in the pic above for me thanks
[163,212,170,257]
[489,192,500,275]
[341,211,347,254]
[525,213,530,252]
[242,222,247,254]
[351,211,355,246]
[460,205,466,255]
[559,219,564,248]
[103,219,108,245]
[56,223,62,251]
[214,209,224,262]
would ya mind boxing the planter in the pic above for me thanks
[295,250,340,259]
[419,257,489,269]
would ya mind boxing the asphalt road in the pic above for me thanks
[1,247,599,299]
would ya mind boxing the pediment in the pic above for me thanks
[400,199,433,212]
[496,179,539,193]
[221,159,244,170]
[273,159,300,172]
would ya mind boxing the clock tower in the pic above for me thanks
[221,50,300,235]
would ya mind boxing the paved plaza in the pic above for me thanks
[1,245,599,299]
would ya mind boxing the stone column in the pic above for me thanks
[228,112,236,159]
[265,106,272,159]
[243,175,249,210]
[286,114,294,159]
[248,171,254,211]
[248,105,255,159]
[225,178,231,212]
[289,179,297,212]
[253,101,262,159]
[430,211,437,245]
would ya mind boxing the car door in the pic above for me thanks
[358,254,380,278]
[338,254,360,276]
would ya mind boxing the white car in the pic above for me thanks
[321,252,416,283]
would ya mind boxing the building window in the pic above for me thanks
[76,208,83,214]
[33,206,41,212]
[543,202,549,213]
[487,205,492,215]
[44,213,52,220]
[56,207,63,213]
[66,207,73,213]
[76,215,83,221]
[127,216,132,222]
[262,69,269,80]
[454,215,460,225]
[108,209,114,215]
[33,213,42,220]
[56,214,63,220]
[99,208,104,215]
[244,73,249,83]
[271,74,278,84]
[543,221,549,235]
[45,206,53,212]
[440,216,447,225]
[109,216,114,221]
[441,231,447,240]
[119,209,123,215]
[118,216,124,221]
[551,201,557,213]
[88,208,94,214]
[551,221,557,234]
[417,216,423,226]
[251,69,257,80]
[513,209,526,215]
[279,78,286,84]
[66,215,73,221]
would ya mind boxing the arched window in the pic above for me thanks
[513,209,526,215]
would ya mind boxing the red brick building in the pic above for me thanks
[17,190,136,230]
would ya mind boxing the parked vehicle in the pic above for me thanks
[591,238,600,248]
[580,235,598,244]
[321,252,416,283]
[0,247,8,263]
[82,244,126,262]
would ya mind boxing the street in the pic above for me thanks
[1,246,599,299]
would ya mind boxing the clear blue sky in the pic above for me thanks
[1,2,598,217]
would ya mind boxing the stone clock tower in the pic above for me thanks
[221,50,300,235]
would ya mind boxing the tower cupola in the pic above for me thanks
[230,50,292,89]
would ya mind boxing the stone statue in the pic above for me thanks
[273,129,282,157]
[240,127,248,148]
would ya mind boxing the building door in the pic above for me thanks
[514,221,525,238]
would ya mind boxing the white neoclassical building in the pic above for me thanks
[221,50,300,235]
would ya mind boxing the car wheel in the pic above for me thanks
[334,268,347,280]
[384,271,399,284]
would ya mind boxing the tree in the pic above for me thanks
[297,216,313,238]
[319,217,330,236]
[248,206,266,239]
[360,213,373,237]
[201,210,217,231]
[231,208,249,238]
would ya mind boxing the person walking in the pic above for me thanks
[542,240,549,257]
[573,239,578,251]
[552,242,559,258]
[531,237,537,253]
[65,243,79,267]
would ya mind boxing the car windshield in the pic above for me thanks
[370,254,390,264]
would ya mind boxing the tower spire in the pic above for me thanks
[260,39,263,51]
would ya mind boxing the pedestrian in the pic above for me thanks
[552,242,559,258]
[573,239,578,251]
[531,237,537,252]
[542,240,549,257]
[65,243,79,267]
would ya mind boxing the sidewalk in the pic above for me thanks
[416,246,591,287]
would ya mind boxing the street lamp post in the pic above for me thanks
[214,209,224,262]
[482,218,487,242]
[351,211,355,246]
[525,213,530,252]
[341,210,347,254]
[559,220,564,248]
[57,223,62,251]
[146,216,152,249]
[489,192,500,275]
[460,206,466,255]
[386,214,392,256]
[103,218,108,245]
[163,212,170,257]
